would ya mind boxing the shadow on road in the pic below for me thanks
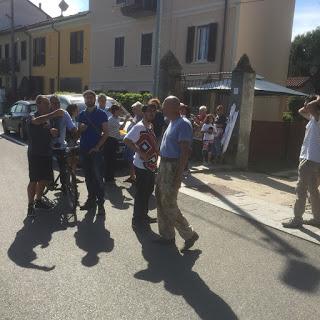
[133,226,238,320]
[183,175,320,293]
[7,212,66,271]
[104,183,133,210]
[281,258,320,293]
[74,208,114,267]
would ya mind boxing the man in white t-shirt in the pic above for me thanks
[124,104,158,228]
[283,95,320,228]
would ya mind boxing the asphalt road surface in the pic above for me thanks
[0,132,319,320]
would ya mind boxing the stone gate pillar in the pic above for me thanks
[228,54,256,169]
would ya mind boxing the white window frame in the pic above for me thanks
[195,24,210,62]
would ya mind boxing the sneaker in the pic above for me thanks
[181,232,199,252]
[27,203,36,217]
[34,199,54,210]
[80,200,96,211]
[282,218,303,229]
[97,205,106,216]
[303,218,320,228]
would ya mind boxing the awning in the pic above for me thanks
[187,78,307,96]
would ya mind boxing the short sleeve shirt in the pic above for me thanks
[26,112,52,156]
[125,121,156,170]
[160,117,193,159]
[300,116,320,163]
[201,123,216,141]
[78,107,108,152]
[108,116,121,140]
[51,110,76,150]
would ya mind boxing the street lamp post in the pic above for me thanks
[10,0,16,93]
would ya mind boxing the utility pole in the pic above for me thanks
[10,0,16,93]
[153,0,162,97]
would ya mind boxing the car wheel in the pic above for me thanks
[19,125,27,141]
[2,121,10,135]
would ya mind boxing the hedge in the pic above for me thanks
[104,91,153,112]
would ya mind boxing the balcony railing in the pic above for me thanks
[119,0,157,18]
[0,58,20,75]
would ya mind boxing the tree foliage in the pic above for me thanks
[289,27,320,77]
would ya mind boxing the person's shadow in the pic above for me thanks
[104,183,133,210]
[133,226,238,320]
[7,213,66,271]
[74,208,114,267]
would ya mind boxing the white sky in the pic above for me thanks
[30,0,320,39]
[30,0,88,17]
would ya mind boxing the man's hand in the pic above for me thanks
[50,128,59,138]
[78,123,88,133]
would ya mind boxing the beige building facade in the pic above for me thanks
[90,0,295,121]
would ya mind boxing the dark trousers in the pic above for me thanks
[80,151,104,206]
[104,137,118,181]
[53,149,67,187]
[133,166,155,220]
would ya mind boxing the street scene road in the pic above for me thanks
[0,130,319,320]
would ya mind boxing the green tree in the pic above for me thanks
[289,27,320,77]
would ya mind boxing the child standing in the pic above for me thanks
[201,114,216,164]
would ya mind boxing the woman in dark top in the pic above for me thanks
[150,98,165,147]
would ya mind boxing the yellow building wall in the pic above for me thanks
[31,22,90,94]
[31,30,58,94]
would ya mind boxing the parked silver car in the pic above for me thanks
[2,100,37,140]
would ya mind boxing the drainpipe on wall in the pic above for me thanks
[51,21,61,92]
[219,0,228,79]
[23,27,32,80]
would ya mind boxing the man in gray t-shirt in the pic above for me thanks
[155,96,199,252]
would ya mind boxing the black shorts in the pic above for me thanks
[28,154,53,182]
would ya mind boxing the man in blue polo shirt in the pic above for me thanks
[78,90,109,216]
[155,96,199,252]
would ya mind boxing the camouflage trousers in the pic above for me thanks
[155,159,194,241]
[294,159,320,220]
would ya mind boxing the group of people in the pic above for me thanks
[26,91,199,251]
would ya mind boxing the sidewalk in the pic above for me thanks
[180,164,320,245]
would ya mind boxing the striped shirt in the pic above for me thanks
[108,116,121,140]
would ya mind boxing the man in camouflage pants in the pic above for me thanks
[155,96,199,251]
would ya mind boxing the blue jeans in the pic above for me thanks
[80,151,105,206]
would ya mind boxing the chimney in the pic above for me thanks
[39,2,42,10]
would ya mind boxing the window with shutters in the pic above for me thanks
[5,44,9,59]
[70,31,84,64]
[33,37,46,66]
[114,37,125,67]
[14,42,18,64]
[21,41,27,61]
[140,33,153,66]
[186,23,218,64]
[196,25,210,62]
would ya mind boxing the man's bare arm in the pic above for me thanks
[31,109,64,125]
[174,141,190,188]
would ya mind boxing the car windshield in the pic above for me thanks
[30,104,37,113]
